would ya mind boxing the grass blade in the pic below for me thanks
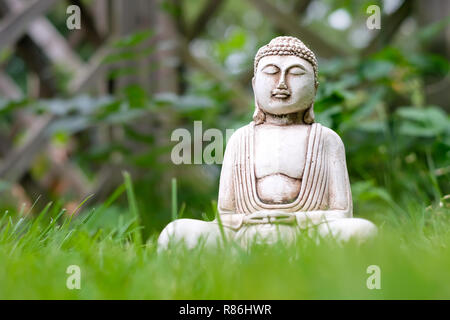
[123,171,143,247]
[171,178,177,221]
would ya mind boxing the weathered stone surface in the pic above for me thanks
[158,36,377,249]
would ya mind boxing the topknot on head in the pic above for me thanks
[254,36,318,88]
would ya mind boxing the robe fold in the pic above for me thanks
[231,121,329,214]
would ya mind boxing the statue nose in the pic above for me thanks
[277,78,288,89]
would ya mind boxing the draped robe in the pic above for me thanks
[156,122,377,250]
[218,121,351,230]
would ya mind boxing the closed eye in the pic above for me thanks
[262,65,279,75]
[289,66,305,75]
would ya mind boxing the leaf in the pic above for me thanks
[93,100,123,120]
[315,105,341,128]
[48,116,92,135]
[352,87,385,121]
[408,53,450,77]
[124,85,149,109]
[112,30,154,48]
[176,95,214,111]
[360,59,394,81]
[351,180,393,204]
[103,46,154,64]
[355,120,387,133]
[215,28,247,62]
[36,95,114,116]
[396,106,449,137]
[0,98,29,115]
[154,92,178,106]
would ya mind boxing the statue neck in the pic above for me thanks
[264,112,304,126]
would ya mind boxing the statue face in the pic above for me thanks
[253,55,315,116]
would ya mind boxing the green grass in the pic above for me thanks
[0,178,449,299]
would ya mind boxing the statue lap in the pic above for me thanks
[157,217,377,249]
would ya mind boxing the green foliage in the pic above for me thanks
[0,195,449,299]
[396,106,449,138]
[311,45,449,211]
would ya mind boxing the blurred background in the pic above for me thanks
[0,0,448,240]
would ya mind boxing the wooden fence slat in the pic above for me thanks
[27,18,84,71]
[68,40,112,94]
[0,71,22,99]
[0,0,103,196]
[0,114,54,183]
[70,0,104,45]
[0,0,57,49]
[6,0,84,72]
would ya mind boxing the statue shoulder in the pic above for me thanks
[222,123,253,161]
[225,123,253,147]
[319,125,346,154]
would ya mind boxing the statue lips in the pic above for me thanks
[271,89,291,99]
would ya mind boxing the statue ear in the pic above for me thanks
[303,104,315,124]
[252,76,265,124]
[253,96,265,125]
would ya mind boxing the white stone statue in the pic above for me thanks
[158,36,377,249]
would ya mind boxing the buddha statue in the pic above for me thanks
[158,36,377,249]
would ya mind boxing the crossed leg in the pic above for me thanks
[316,218,377,243]
[157,217,377,250]
[157,219,233,250]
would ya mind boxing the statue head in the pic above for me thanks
[252,36,318,124]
